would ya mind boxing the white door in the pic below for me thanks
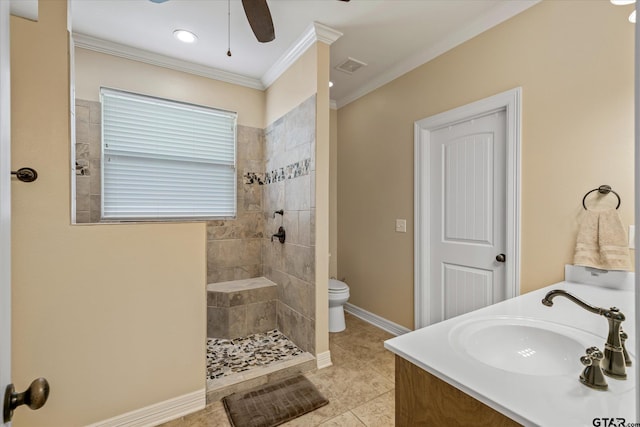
[1,0,13,425]
[429,111,506,322]
[414,88,521,329]
[1,3,48,424]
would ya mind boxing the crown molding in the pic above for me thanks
[72,33,265,90]
[261,22,342,89]
[73,22,342,93]
[313,22,344,45]
[330,99,337,110]
[335,0,540,109]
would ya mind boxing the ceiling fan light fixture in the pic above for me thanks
[329,81,334,88]
[630,9,637,22]
[173,29,198,44]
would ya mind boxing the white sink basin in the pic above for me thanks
[449,317,604,376]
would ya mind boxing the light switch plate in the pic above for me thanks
[629,225,635,249]
[395,219,407,233]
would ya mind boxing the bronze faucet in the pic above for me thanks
[541,289,628,379]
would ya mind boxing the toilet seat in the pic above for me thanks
[329,279,349,292]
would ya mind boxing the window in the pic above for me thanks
[100,88,237,221]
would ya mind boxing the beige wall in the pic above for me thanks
[337,0,635,329]
[75,48,265,128]
[329,108,338,278]
[265,46,319,127]
[11,1,206,425]
[314,43,331,357]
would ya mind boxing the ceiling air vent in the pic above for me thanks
[335,57,368,74]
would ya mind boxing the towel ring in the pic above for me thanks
[582,185,621,210]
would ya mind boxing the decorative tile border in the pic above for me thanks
[243,172,265,185]
[75,160,90,176]
[243,158,311,185]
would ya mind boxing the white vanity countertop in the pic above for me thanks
[384,266,636,426]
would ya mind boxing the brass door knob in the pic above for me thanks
[3,377,50,422]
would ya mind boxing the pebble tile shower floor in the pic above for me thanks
[207,329,305,380]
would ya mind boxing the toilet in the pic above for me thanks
[328,279,350,333]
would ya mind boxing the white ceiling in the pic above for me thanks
[69,0,538,108]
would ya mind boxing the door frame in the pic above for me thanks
[414,88,522,329]
[0,0,12,423]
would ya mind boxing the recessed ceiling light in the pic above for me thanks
[173,29,198,44]
[329,81,334,88]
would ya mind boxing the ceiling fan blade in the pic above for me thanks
[241,0,275,43]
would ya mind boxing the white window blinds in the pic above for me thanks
[101,88,237,220]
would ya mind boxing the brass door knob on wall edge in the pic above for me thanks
[3,377,50,422]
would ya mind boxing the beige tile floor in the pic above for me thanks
[161,313,396,427]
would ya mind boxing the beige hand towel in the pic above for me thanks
[598,209,631,271]
[574,210,600,269]
[574,209,631,271]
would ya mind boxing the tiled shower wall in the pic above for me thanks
[207,96,317,354]
[262,95,316,354]
[206,125,264,283]
[75,100,102,223]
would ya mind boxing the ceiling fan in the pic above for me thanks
[149,0,350,43]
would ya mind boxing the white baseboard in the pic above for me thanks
[316,350,333,369]
[344,303,412,336]
[87,388,206,427]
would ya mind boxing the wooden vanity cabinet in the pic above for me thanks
[395,356,521,426]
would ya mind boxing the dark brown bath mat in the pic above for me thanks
[222,375,329,427]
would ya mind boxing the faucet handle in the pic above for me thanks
[620,328,632,367]
[580,347,608,391]
[585,346,604,360]
[271,226,286,244]
[581,346,604,366]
